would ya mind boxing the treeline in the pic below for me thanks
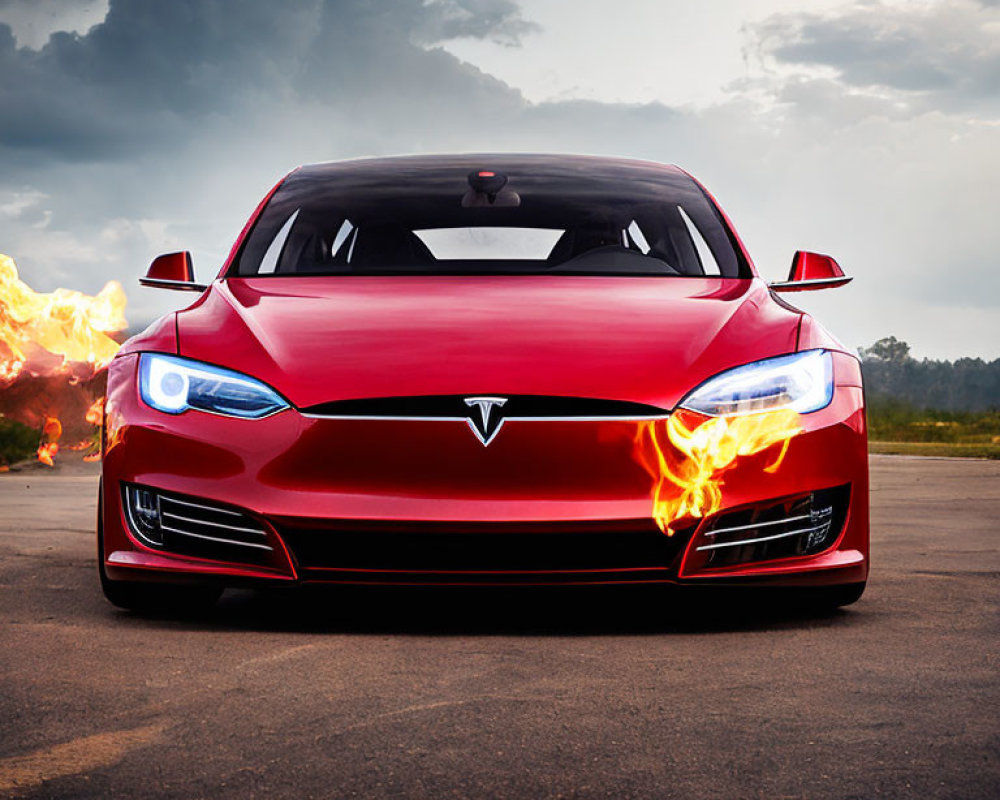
[859,337,1000,412]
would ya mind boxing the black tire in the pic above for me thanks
[97,479,222,613]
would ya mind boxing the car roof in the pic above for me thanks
[291,153,688,184]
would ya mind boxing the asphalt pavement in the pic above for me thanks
[0,455,997,798]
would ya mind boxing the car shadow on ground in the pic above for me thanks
[103,583,872,636]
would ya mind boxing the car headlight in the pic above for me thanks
[679,349,833,416]
[138,353,289,419]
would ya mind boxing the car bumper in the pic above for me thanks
[100,353,868,588]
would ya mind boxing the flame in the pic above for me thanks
[36,415,62,467]
[85,396,105,427]
[635,408,803,535]
[1,253,126,383]
[0,253,126,466]
[103,400,125,454]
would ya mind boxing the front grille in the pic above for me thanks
[122,483,274,565]
[279,520,693,583]
[690,484,851,569]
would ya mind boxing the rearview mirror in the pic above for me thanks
[769,251,852,292]
[139,251,208,292]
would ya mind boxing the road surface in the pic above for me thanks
[1,456,997,798]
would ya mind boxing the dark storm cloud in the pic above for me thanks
[755,0,1000,113]
[0,0,532,161]
[0,0,996,359]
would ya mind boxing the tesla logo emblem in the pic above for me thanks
[464,396,507,446]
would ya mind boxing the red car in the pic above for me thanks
[98,154,868,610]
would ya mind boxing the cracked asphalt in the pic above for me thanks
[1,456,997,798]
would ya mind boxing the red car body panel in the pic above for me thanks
[101,156,868,592]
[168,276,798,410]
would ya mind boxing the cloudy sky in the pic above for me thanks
[1,0,997,359]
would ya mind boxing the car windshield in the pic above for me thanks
[233,156,750,278]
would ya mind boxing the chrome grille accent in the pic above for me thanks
[702,513,812,537]
[696,521,830,552]
[693,485,849,568]
[122,483,274,565]
[158,495,272,553]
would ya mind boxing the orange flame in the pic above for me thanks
[635,408,803,535]
[36,415,63,467]
[1,253,126,466]
[0,253,126,384]
[103,401,126,455]
[85,396,105,427]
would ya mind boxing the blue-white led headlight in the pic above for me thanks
[680,350,834,417]
[139,353,289,419]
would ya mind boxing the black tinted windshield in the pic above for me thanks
[233,155,750,278]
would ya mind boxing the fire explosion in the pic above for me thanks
[0,253,127,467]
[634,408,803,535]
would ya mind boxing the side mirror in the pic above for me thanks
[139,251,208,292]
[769,251,852,292]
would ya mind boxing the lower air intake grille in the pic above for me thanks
[279,521,693,583]
[122,483,274,565]
[692,484,851,569]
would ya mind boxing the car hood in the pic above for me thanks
[173,276,801,410]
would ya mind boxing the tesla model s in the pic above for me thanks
[98,154,868,610]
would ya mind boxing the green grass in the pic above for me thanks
[864,400,1000,458]
[867,400,1000,441]
[869,441,1000,459]
[0,416,37,466]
